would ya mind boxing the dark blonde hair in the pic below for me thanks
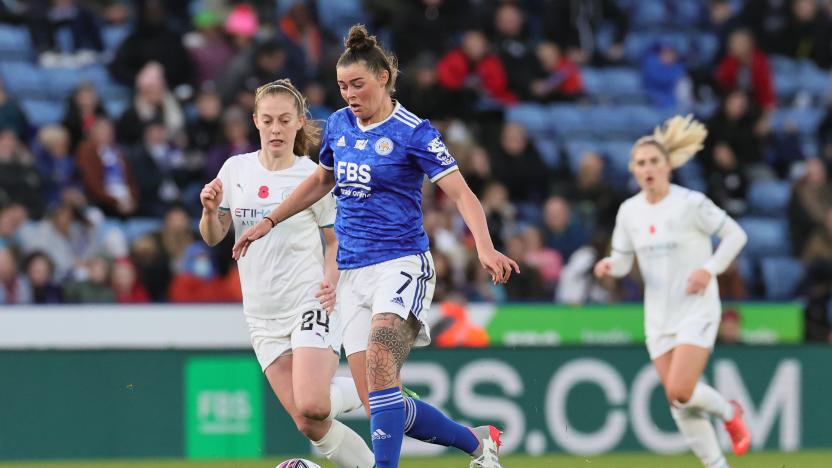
[337,24,398,95]
[254,78,320,156]
[632,114,708,169]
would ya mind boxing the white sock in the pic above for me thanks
[678,382,734,421]
[671,406,730,468]
[327,376,363,420]
[311,419,374,468]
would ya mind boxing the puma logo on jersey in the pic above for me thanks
[336,136,346,147]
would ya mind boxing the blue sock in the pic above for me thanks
[369,388,405,468]
[403,397,479,454]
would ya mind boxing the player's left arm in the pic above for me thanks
[316,227,339,313]
[687,196,748,294]
[436,171,520,284]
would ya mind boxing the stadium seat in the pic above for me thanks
[631,0,669,29]
[315,0,368,37]
[671,0,706,29]
[548,104,590,137]
[738,217,791,258]
[770,107,825,136]
[101,24,131,53]
[47,68,83,100]
[564,139,601,173]
[735,254,757,292]
[760,256,803,300]
[124,217,162,243]
[533,137,561,170]
[20,99,64,127]
[798,62,830,100]
[770,55,799,76]
[747,180,791,217]
[95,218,125,245]
[505,103,550,138]
[0,24,33,61]
[689,32,720,66]
[0,62,48,97]
[581,67,646,104]
[600,141,632,175]
[598,68,645,103]
[775,73,800,100]
[624,31,689,62]
[104,98,130,119]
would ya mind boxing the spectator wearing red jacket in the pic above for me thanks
[436,29,517,113]
[531,41,584,102]
[715,29,776,110]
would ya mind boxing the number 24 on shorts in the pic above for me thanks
[300,310,330,333]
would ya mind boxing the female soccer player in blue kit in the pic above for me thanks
[233,25,518,468]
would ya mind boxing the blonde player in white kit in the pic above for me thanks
[198,79,373,467]
[594,115,751,468]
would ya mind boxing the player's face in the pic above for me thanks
[630,144,671,193]
[337,62,388,123]
[253,93,304,157]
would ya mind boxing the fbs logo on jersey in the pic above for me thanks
[336,136,346,147]
[374,137,394,156]
[427,136,455,166]
[354,139,368,150]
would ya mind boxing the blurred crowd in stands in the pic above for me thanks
[0,0,831,340]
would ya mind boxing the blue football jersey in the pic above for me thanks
[319,102,459,269]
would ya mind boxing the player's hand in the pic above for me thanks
[594,258,613,279]
[686,268,712,295]
[315,280,336,313]
[200,178,223,213]
[231,219,272,260]
[478,248,520,284]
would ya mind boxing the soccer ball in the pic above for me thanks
[276,459,321,468]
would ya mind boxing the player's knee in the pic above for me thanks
[293,415,326,439]
[666,383,694,404]
[295,396,331,421]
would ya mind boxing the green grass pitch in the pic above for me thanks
[0,452,829,468]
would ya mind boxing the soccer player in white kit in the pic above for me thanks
[594,115,751,468]
[198,79,373,467]
[232,26,516,468]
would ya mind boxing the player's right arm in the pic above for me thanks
[199,177,232,246]
[595,205,635,279]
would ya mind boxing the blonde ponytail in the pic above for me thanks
[633,114,708,168]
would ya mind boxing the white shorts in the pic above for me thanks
[246,308,342,371]
[338,252,435,356]
[645,313,719,360]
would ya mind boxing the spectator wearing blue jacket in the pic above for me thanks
[641,42,687,109]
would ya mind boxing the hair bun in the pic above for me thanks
[345,24,376,52]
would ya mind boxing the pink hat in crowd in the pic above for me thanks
[225,4,258,38]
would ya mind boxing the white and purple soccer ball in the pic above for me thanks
[276,459,321,468]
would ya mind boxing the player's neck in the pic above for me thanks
[360,98,394,126]
[645,185,670,204]
[258,150,295,171]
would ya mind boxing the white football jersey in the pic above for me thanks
[218,152,336,319]
[611,185,728,335]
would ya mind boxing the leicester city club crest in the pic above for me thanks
[374,137,394,156]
